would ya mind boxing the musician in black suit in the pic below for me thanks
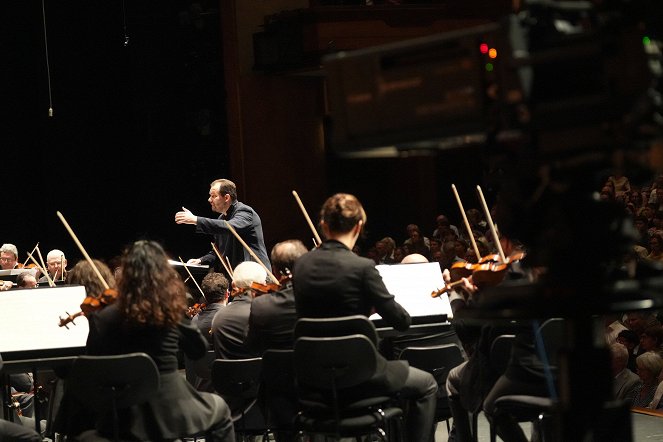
[211,261,266,360]
[191,272,230,344]
[175,178,271,272]
[292,193,438,442]
[246,239,307,355]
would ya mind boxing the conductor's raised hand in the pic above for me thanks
[175,206,198,225]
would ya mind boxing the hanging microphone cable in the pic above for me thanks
[122,0,130,46]
[41,0,54,117]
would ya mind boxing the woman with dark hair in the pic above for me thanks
[84,240,235,441]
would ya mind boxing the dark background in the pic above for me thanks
[5,0,227,263]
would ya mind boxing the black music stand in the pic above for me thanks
[168,260,210,302]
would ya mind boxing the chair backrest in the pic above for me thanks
[538,318,566,367]
[294,315,379,346]
[211,357,263,417]
[489,334,516,375]
[67,353,160,412]
[192,349,216,380]
[261,349,295,396]
[398,343,465,386]
[261,349,297,430]
[294,334,378,390]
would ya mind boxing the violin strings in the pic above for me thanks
[41,0,54,117]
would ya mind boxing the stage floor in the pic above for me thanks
[434,410,663,441]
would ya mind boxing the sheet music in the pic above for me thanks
[0,285,89,354]
[0,268,36,277]
[371,262,453,320]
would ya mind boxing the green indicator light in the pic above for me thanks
[643,36,651,45]
[485,63,494,72]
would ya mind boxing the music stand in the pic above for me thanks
[0,285,89,432]
[168,260,210,301]
[373,262,453,322]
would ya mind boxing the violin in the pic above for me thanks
[447,250,526,290]
[250,281,280,294]
[249,269,293,295]
[186,302,207,318]
[59,288,119,328]
[430,280,467,298]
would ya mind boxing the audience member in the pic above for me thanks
[403,223,431,249]
[375,237,396,264]
[607,171,631,197]
[640,326,663,357]
[604,314,628,346]
[610,342,641,402]
[432,214,460,239]
[631,351,663,407]
[393,247,406,263]
[617,329,640,373]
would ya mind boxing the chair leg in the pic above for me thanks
[448,396,474,442]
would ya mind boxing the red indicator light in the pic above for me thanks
[479,43,489,54]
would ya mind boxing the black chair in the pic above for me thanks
[487,333,556,442]
[538,317,566,369]
[260,349,297,440]
[293,334,403,441]
[66,353,160,442]
[294,314,379,345]
[398,343,465,433]
[185,349,216,392]
[211,357,265,441]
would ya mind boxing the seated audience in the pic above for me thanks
[631,351,663,408]
[610,342,641,402]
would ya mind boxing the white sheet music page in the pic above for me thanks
[371,262,453,321]
[0,285,89,354]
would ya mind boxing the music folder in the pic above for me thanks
[371,262,453,325]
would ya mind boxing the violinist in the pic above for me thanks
[38,249,68,284]
[245,239,307,355]
[16,272,38,288]
[174,178,271,274]
[190,272,229,344]
[57,241,235,441]
[210,261,266,360]
[0,243,19,270]
[245,239,306,442]
[445,232,552,442]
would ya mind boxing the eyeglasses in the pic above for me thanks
[0,257,14,262]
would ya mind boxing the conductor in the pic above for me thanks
[175,178,271,272]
